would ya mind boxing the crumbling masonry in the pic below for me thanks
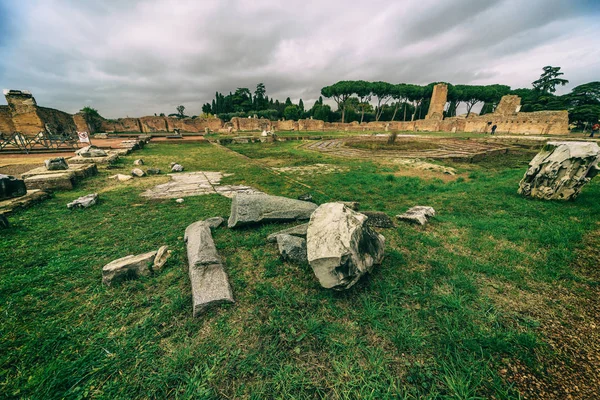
[0,86,569,136]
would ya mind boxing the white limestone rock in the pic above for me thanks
[306,203,385,290]
[518,141,600,200]
[75,145,107,158]
[131,168,146,177]
[67,193,98,209]
[396,206,436,226]
[102,250,157,286]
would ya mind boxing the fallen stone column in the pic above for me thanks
[228,193,317,228]
[518,141,600,200]
[185,220,234,317]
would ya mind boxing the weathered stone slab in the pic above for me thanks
[133,159,144,166]
[518,141,600,200]
[102,250,157,286]
[44,157,68,170]
[228,193,317,228]
[22,163,97,180]
[267,223,308,243]
[69,153,118,165]
[184,220,234,316]
[277,234,308,263]
[24,172,74,191]
[396,206,436,225]
[361,211,394,228]
[307,203,385,290]
[67,193,98,209]
[141,171,262,199]
[76,145,107,157]
[0,190,50,215]
[0,174,27,201]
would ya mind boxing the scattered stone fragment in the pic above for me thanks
[44,157,69,171]
[204,216,224,229]
[185,220,234,317]
[337,201,360,211]
[307,203,385,290]
[228,193,318,228]
[0,214,9,229]
[396,206,436,225]
[171,163,184,172]
[266,223,308,243]
[102,250,157,286]
[361,211,395,228]
[133,159,144,166]
[153,245,171,271]
[67,193,98,209]
[0,174,27,201]
[75,145,107,158]
[131,168,146,177]
[277,234,308,264]
[146,167,161,175]
[110,174,133,182]
[175,198,184,203]
[298,193,313,202]
[518,141,600,200]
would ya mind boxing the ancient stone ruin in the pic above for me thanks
[306,203,385,290]
[518,141,600,200]
[0,174,27,201]
[0,87,569,139]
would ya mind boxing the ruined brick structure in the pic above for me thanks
[425,83,447,120]
[0,87,569,136]
[1,90,76,137]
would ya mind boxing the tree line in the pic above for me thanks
[196,67,599,130]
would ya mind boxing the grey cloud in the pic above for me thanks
[0,0,598,117]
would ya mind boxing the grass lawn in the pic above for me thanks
[1,140,599,399]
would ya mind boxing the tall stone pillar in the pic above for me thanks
[425,83,448,120]
[3,89,45,136]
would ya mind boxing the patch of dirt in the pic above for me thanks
[346,139,440,151]
[0,163,39,177]
[272,163,348,175]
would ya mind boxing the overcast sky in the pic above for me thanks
[0,0,599,118]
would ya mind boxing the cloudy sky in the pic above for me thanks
[0,0,598,118]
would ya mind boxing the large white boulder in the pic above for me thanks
[518,141,600,200]
[306,203,385,290]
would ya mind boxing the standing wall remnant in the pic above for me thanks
[425,83,448,120]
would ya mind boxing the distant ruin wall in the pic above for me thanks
[73,113,90,133]
[37,107,77,134]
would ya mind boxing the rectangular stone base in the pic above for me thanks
[0,190,50,216]
[24,172,75,190]
[21,164,98,191]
